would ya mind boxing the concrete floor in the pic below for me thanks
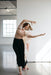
[0,45,51,75]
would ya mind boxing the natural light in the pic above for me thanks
[3,20,16,37]
[3,51,17,69]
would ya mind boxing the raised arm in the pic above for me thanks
[23,19,36,24]
[17,19,36,29]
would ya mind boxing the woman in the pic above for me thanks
[13,19,45,75]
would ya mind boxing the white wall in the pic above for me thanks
[0,16,16,45]
[17,0,51,61]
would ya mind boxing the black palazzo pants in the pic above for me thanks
[13,38,27,68]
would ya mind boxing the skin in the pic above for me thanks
[15,19,45,39]
[15,19,36,39]
[14,19,46,75]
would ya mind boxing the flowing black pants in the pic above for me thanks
[13,38,27,68]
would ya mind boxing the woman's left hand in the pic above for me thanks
[26,43,29,51]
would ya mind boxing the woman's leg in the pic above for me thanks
[22,47,29,70]
[18,66,22,75]
[22,60,29,70]
[22,55,29,70]
[24,64,29,70]
[21,40,29,70]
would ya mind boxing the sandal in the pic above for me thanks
[22,68,26,71]
[26,67,29,70]
[22,67,29,71]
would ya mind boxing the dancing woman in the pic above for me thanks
[13,19,45,75]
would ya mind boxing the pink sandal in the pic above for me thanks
[22,67,29,71]
[22,68,26,71]
[26,67,29,70]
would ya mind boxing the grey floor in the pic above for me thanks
[0,45,51,75]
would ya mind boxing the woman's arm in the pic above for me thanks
[20,19,36,24]
[17,20,25,29]
[24,19,36,24]
[17,19,36,29]
[26,33,46,38]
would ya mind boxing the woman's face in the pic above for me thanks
[24,24,30,30]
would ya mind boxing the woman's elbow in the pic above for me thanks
[27,35,34,38]
[27,36,32,38]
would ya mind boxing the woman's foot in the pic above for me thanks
[22,65,29,71]
[26,67,29,70]
[25,65,29,70]
[18,67,22,75]
[22,67,29,71]
[19,71,22,75]
[22,67,26,71]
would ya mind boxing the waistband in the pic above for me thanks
[14,38,23,40]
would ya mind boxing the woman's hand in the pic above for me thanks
[26,43,29,51]
[39,33,46,36]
